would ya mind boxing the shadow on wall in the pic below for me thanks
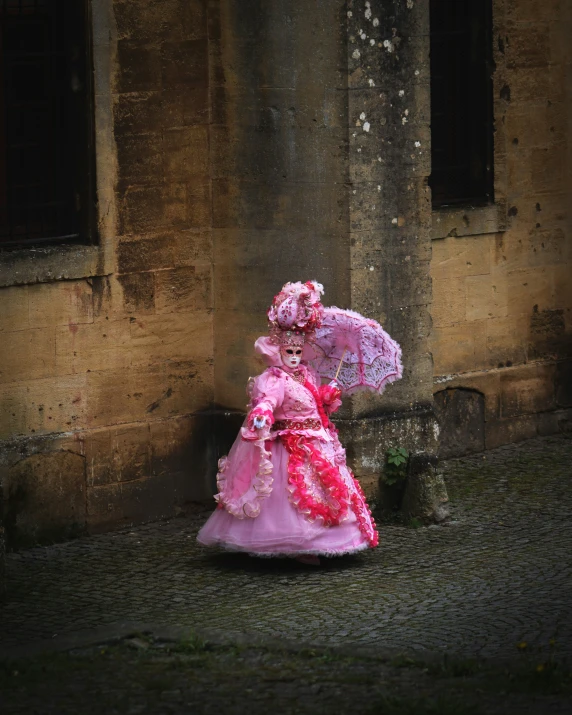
[0,407,245,550]
[434,388,485,459]
[192,406,245,498]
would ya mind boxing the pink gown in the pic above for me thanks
[197,363,378,557]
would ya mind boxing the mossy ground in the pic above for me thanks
[1,634,570,714]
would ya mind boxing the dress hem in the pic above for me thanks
[198,540,370,558]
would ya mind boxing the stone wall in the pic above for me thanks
[343,0,436,489]
[0,0,441,544]
[0,0,215,547]
[210,0,352,413]
[431,0,572,454]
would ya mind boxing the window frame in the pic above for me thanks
[0,0,97,250]
[0,0,115,287]
[430,0,508,240]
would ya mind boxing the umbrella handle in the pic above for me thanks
[334,348,346,382]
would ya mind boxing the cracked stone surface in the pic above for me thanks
[2,435,572,662]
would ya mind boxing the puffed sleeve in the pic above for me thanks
[243,369,285,437]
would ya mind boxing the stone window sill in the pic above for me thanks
[431,201,507,240]
[0,243,111,288]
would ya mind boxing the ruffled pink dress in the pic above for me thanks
[197,361,378,557]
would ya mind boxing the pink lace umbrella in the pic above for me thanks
[309,307,403,395]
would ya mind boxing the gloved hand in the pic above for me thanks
[320,384,342,405]
[253,415,267,429]
[247,407,273,431]
[319,383,342,415]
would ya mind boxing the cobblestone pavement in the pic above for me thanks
[2,435,572,664]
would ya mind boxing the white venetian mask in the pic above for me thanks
[280,345,303,369]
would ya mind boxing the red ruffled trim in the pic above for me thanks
[302,378,331,429]
[281,433,350,527]
[349,471,379,547]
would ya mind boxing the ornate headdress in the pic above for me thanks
[267,280,324,344]
[280,330,306,349]
[255,280,324,365]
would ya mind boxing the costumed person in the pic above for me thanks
[197,281,402,564]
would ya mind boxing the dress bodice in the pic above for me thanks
[274,368,320,421]
[244,364,330,440]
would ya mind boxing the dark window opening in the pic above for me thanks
[0,0,95,248]
[429,0,494,208]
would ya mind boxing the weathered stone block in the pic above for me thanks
[151,414,215,501]
[505,26,550,69]
[434,389,485,458]
[186,182,212,227]
[526,228,567,268]
[369,261,431,311]
[0,285,29,332]
[129,310,213,364]
[210,124,348,183]
[505,102,566,148]
[55,319,132,376]
[530,193,568,228]
[211,85,346,130]
[500,364,556,418]
[431,277,466,328]
[0,381,29,439]
[117,230,212,275]
[485,315,528,367]
[506,148,533,192]
[161,39,208,88]
[114,0,208,43]
[485,414,538,449]
[86,481,123,532]
[161,86,209,127]
[213,229,349,302]
[466,274,509,321]
[401,453,450,524]
[118,272,156,314]
[85,359,213,429]
[154,265,212,314]
[506,65,566,104]
[87,474,177,532]
[4,451,86,548]
[506,267,555,316]
[431,321,487,376]
[85,423,151,487]
[212,179,347,231]
[337,411,439,482]
[116,41,162,93]
[555,360,572,407]
[163,126,209,179]
[114,92,163,137]
[528,308,572,360]
[537,407,572,436]
[116,133,164,187]
[119,183,190,235]
[28,280,94,329]
[554,265,572,309]
[431,236,492,280]
[0,328,56,385]
[530,144,567,191]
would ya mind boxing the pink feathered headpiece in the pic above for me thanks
[255,280,324,365]
[267,280,324,334]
